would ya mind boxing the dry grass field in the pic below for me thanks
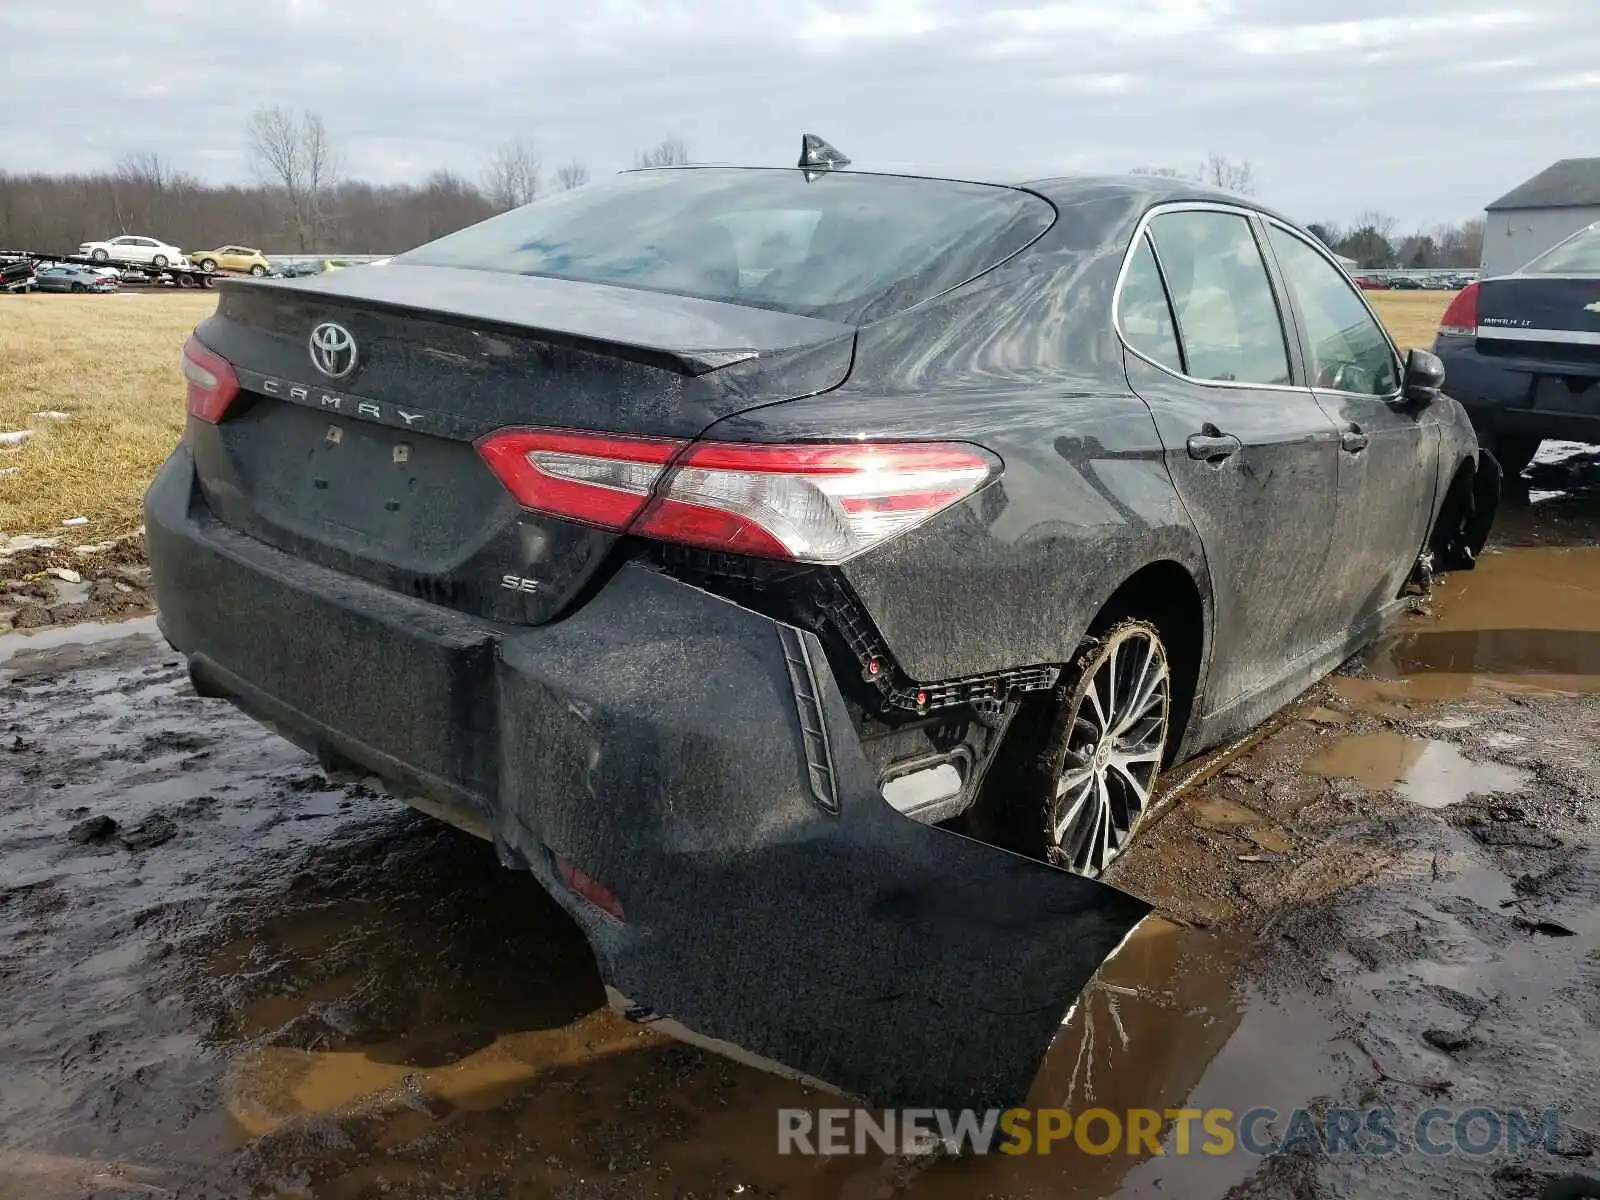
[0,287,1455,539]
[1365,289,1453,353]
[1,291,216,538]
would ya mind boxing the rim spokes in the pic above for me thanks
[1054,768,1095,842]
[1053,631,1171,875]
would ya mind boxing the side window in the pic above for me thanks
[1148,211,1291,386]
[1118,234,1184,372]
[1268,226,1399,395]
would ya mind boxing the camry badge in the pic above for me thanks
[309,322,359,380]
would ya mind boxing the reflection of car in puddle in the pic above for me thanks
[1359,544,1600,699]
[215,916,1262,1199]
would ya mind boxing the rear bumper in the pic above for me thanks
[1437,338,1600,441]
[145,445,1148,1109]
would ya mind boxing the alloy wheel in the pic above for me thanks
[1048,623,1170,876]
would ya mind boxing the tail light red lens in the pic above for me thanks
[475,428,684,530]
[551,851,626,922]
[477,428,999,564]
[1437,282,1479,337]
[182,334,240,423]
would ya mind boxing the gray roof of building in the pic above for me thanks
[1486,158,1600,212]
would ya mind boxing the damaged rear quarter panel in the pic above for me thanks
[492,565,1150,1110]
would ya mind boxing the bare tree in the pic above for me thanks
[1350,210,1398,243]
[110,152,168,233]
[107,152,203,239]
[633,136,689,169]
[1306,222,1343,248]
[554,160,590,191]
[247,106,342,251]
[483,140,541,211]
[1199,152,1254,195]
[116,152,170,190]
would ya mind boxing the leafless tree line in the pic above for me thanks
[2,121,1480,271]
[1130,152,1258,195]
[1306,213,1485,271]
[0,109,690,256]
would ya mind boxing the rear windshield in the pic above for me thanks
[394,167,1055,323]
[1522,222,1600,275]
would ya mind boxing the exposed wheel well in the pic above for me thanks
[1085,561,1205,762]
[964,560,1207,851]
[1428,454,1495,571]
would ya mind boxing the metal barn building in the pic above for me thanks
[1483,157,1600,277]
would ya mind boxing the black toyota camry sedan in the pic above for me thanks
[145,140,1496,1109]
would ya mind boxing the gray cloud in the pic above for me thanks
[2,0,1596,228]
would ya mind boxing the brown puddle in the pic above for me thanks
[1361,545,1600,696]
[1305,731,1530,807]
[203,913,1280,1200]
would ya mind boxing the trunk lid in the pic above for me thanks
[1476,275,1600,368]
[188,266,855,625]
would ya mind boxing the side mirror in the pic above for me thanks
[1402,347,1445,407]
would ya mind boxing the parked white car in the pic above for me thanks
[76,235,187,268]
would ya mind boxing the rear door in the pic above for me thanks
[1120,204,1343,714]
[1262,220,1439,622]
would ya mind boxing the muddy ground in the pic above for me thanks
[0,533,153,631]
[2,447,1599,1200]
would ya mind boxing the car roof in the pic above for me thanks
[626,163,1295,223]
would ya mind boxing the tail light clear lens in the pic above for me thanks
[1437,282,1479,337]
[182,334,240,423]
[478,428,999,564]
[636,441,998,563]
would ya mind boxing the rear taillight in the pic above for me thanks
[475,428,684,530]
[477,428,999,564]
[1437,282,1479,337]
[182,334,239,423]
[636,441,997,563]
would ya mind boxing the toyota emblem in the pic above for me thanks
[308,322,358,380]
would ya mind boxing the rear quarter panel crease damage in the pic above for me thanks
[486,568,1150,1109]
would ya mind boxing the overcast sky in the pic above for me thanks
[2,0,1596,229]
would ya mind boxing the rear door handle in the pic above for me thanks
[1340,426,1369,454]
[1186,432,1242,462]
